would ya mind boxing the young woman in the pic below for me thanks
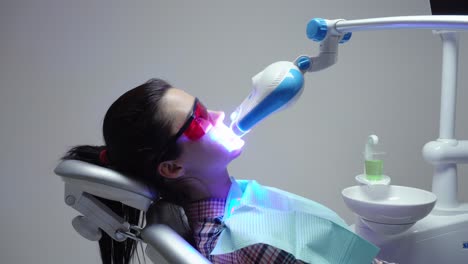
[62,78,311,263]
[62,79,388,264]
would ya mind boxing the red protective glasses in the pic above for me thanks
[173,98,214,141]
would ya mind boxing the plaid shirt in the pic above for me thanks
[184,198,306,264]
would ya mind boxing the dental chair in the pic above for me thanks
[54,159,211,264]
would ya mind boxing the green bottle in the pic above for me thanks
[364,135,384,181]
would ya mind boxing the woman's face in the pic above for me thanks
[162,88,243,173]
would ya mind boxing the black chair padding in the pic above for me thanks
[146,201,195,247]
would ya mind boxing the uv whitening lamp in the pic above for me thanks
[229,18,352,137]
[229,61,305,137]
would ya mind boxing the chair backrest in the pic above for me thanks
[54,159,211,263]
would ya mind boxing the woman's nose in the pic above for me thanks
[209,111,225,125]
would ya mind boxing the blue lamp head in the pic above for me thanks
[230,61,305,137]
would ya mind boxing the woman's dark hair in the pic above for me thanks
[62,78,182,264]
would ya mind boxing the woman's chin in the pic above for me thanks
[230,148,243,159]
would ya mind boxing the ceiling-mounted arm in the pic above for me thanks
[332,15,468,33]
[300,16,468,75]
[302,19,352,72]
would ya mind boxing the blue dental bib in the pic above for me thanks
[211,179,379,264]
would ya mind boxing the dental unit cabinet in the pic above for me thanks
[325,16,468,263]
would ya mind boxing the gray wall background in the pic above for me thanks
[1,0,467,263]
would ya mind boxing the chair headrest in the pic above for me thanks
[55,160,158,209]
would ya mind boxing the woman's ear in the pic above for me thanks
[158,160,185,179]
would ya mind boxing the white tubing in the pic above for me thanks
[432,163,459,209]
[438,32,459,139]
[334,16,468,33]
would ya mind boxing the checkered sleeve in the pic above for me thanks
[185,199,308,263]
[236,243,306,264]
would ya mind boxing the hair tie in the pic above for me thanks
[99,149,109,165]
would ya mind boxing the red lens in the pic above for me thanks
[183,101,213,140]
